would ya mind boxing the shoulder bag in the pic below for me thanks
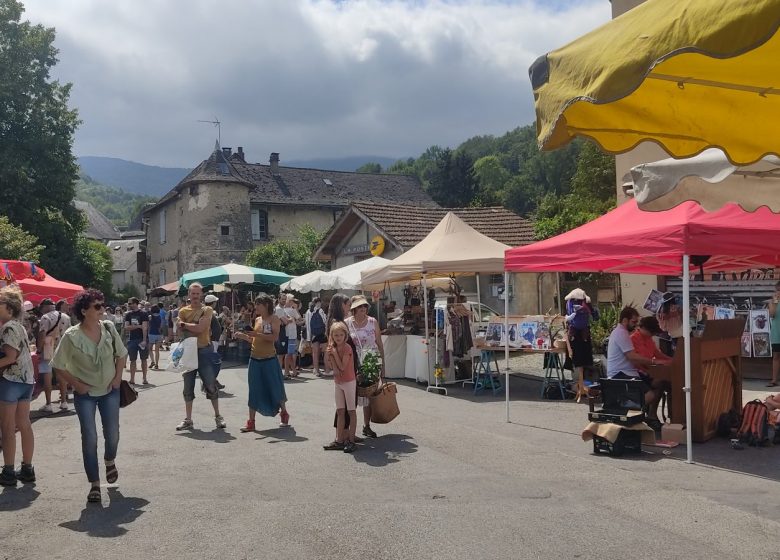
[103,321,137,407]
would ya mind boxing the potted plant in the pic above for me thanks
[356,350,382,397]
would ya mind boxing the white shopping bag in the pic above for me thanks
[168,337,199,372]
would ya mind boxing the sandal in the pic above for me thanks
[87,486,101,503]
[105,462,118,484]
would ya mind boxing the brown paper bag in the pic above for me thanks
[369,382,400,424]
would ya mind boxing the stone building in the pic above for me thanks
[142,144,436,287]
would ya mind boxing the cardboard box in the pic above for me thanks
[661,423,687,445]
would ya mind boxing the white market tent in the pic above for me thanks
[321,256,390,291]
[361,212,510,285]
[361,212,513,391]
[279,269,328,293]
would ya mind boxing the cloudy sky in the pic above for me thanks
[24,0,611,167]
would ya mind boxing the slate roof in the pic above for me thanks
[146,147,435,215]
[74,200,121,241]
[315,202,535,260]
[353,203,536,248]
[107,239,141,272]
[234,163,436,207]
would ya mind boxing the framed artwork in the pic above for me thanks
[714,307,735,320]
[753,332,772,358]
[750,310,771,334]
[643,289,664,314]
[741,333,752,358]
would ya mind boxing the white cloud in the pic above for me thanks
[23,0,610,167]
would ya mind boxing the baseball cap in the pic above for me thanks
[39,298,55,307]
[204,294,219,303]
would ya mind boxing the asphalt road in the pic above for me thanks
[1,355,779,560]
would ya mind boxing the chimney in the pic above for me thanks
[222,147,232,158]
[236,147,245,162]
[270,152,280,174]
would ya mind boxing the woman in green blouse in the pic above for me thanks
[52,289,127,503]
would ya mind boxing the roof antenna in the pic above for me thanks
[197,117,221,146]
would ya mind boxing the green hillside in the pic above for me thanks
[75,173,158,228]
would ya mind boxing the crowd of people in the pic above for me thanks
[0,282,389,500]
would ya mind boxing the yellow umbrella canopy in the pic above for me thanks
[531,0,780,165]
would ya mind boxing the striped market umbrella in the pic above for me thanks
[179,263,291,289]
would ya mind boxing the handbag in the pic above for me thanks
[369,381,400,424]
[119,379,137,408]
[102,321,137,408]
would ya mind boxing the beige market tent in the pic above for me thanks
[626,148,780,213]
[280,269,329,293]
[360,212,510,286]
[361,212,513,399]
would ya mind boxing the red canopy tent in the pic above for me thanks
[505,200,780,462]
[16,275,85,305]
[505,200,780,274]
[0,260,46,283]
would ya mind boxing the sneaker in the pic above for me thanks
[343,441,356,453]
[354,436,365,444]
[215,415,227,429]
[362,425,378,438]
[15,463,35,483]
[59,401,69,412]
[323,440,344,450]
[216,381,225,390]
[239,419,255,433]
[38,403,53,414]
[175,418,194,431]
[279,410,290,427]
[0,466,16,487]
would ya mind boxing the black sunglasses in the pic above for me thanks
[92,302,105,310]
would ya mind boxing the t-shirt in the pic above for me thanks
[39,311,71,344]
[149,312,162,335]
[178,305,213,348]
[607,324,639,377]
[51,322,128,397]
[1,320,35,385]
[284,307,300,340]
[333,343,356,383]
[124,310,149,341]
[250,317,276,359]
[771,303,780,345]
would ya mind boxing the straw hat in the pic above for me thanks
[350,295,370,310]
[564,288,587,301]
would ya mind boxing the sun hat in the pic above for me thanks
[564,288,587,301]
[204,294,219,303]
[23,300,33,312]
[350,295,370,310]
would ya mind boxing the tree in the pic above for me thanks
[0,216,43,261]
[355,162,382,174]
[472,155,509,206]
[533,140,616,239]
[245,225,325,278]
[426,149,479,207]
[69,238,113,296]
[0,0,82,279]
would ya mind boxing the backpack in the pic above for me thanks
[736,400,770,446]
[310,310,326,337]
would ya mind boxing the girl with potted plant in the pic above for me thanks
[326,322,357,453]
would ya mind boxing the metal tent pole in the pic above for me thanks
[504,271,510,423]
[682,255,694,463]
[423,274,431,386]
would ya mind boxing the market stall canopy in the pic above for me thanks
[0,260,46,283]
[149,280,181,297]
[180,263,291,289]
[280,269,328,293]
[16,275,84,304]
[530,0,780,164]
[321,256,390,291]
[361,212,510,286]
[504,200,780,275]
[626,148,780,213]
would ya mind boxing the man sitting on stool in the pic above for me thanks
[606,306,671,428]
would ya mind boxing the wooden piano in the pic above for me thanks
[652,319,744,442]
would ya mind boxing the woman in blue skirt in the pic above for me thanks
[234,295,289,432]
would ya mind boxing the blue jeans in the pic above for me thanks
[73,388,120,482]
[182,348,219,402]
